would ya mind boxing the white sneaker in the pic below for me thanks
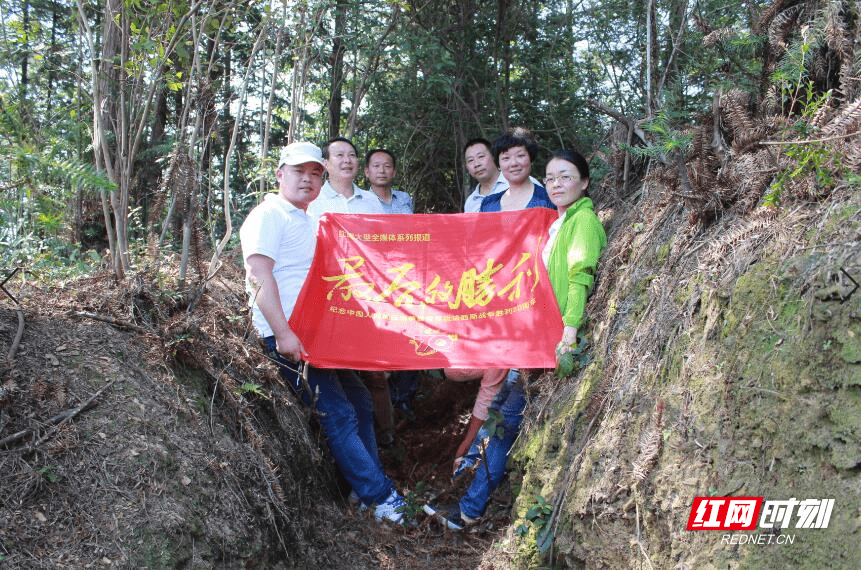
[373,490,407,525]
[348,490,368,511]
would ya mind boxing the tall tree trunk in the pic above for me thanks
[289,5,313,143]
[494,0,513,130]
[328,0,347,138]
[345,6,400,138]
[261,5,287,194]
[645,0,659,116]
[657,0,688,107]
[88,0,125,278]
[21,0,29,103]
[46,9,59,116]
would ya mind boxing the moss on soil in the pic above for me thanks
[490,187,861,568]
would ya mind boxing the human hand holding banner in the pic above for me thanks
[289,209,563,370]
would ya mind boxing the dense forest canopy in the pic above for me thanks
[1,0,858,280]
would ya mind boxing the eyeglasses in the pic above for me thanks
[543,174,577,187]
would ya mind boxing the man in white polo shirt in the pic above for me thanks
[240,141,409,526]
[307,137,383,220]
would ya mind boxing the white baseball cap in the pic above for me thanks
[279,141,325,168]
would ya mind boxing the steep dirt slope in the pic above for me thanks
[0,259,504,568]
[485,153,861,567]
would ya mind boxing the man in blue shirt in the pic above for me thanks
[365,148,414,213]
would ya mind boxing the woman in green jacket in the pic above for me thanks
[543,149,607,360]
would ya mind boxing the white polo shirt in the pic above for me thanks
[239,193,316,338]
[306,181,385,220]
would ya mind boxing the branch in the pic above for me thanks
[759,129,861,145]
[28,379,118,450]
[586,100,649,145]
[7,308,24,362]
[0,380,116,449]
[71,311,151,334]
[1,268,24,361]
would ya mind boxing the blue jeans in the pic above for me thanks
[265,337,394,505]
[389,370,420,408]
[459,369,526,519]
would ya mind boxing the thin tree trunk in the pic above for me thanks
[329,0,347,138]
[21,0,29,102]
[645,0,658,116]
[494,0,512,130]
[207,14,271,278]
[261,3,288,193]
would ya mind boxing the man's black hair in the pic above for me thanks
[365,148,397,169]
[323,136,358,159]
[464,137,493,157]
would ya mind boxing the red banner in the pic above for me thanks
[289,209,563,370]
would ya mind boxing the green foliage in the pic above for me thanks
[555,335,593,378]
[484,408,505,440]
[401,481,427,520]
[234,383,269,400]
[37,465,59,483]
[764,34,848,207]
[516,495,555,554]
[622,110,693,162]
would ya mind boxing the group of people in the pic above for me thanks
[239,127,606,529]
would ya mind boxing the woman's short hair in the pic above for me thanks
[551,149,590,181]
[492,127,539,164]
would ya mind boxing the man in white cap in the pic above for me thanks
[240,141,410,526]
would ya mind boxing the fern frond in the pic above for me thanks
[768,5,804,51]
[702,27,736,47]
[824,0,850,60]
[823,95,861,136]
[758,0,789,32]
[845,145,861,173]
[630,402,663,485]
[700,213,776,276]
[810,91,835,127]
[720,89,757,144]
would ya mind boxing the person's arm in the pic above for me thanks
[245,253,305,361]
[556,214,605,355]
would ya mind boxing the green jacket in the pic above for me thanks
[547,197,606,328]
